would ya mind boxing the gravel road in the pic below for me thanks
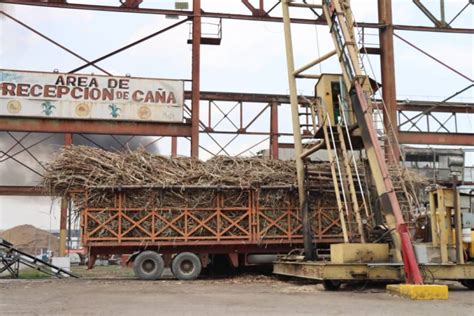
[0,275,472,315]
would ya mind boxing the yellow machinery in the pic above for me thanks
[274,186,474,296]
[427,188,474,264]
[275,0,474,299]
[315,74,355,126]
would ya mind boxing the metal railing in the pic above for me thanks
[406,166,474,184]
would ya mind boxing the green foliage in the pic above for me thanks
[19,268,51,279]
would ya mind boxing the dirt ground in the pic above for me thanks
[0,267,473,316]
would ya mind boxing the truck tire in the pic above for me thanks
[133,251,164,280]
[460,280,474,290]
[171,252,202,281]
[322,280,342,291]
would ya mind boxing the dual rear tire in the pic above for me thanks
[133,251,201,281]
[171,252,202,281]
[133,251,165,280]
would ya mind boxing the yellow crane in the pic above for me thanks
[275,0,474,299]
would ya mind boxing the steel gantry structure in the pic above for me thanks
[0,0,473,255]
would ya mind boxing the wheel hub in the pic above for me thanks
[142,259,156,273]
[180,259,194,274]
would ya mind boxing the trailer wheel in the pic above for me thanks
[133,251,164,280]
[460,280,474,290]
[322,280,342,291]
[172,252,202,281]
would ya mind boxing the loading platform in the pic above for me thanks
[274,259,474,283]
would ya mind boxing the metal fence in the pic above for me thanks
[408,166,474,184]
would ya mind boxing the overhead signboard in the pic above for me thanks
[0,69,184,123]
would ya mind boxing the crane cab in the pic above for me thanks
[312,74,363,150]
[314,74,356,126]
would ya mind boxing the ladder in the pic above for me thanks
[317,99,350,243]
[317,94,371,243]
[281,0,424,284]
[303,93,371,243]
[337,94,369,243]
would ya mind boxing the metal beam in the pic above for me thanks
[281,0,306,209]
[0,118,192,136]
[394,33,472,82]
[270,101,279,159]
[378,0,399,161]
[274,261,474,282]
[358,22,473,34]
[0,94,470,137]
[0,0,321,25]
[391,100,474,114]
[398,132,474,146]
[186,91,311,104]
[191,0,201,158]
[3,0,472,33]
[69,17,190,73]
[192,92,474,113]
[0,185,48,196]
[0,10,111,76]
[59,133,72,257]
[412,0,446,28]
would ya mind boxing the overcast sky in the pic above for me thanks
[0,0,473,230]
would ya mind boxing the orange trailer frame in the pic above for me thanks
[77,187,348,267]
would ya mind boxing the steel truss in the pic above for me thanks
[0,1,472,260]
[0,3,471,198]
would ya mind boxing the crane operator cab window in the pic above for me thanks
[315,74,355,126]
[331,81,341,123]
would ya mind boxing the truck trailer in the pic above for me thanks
[76,184,365,280]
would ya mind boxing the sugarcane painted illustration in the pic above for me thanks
[41,101,56,116]
[108,104,121,118]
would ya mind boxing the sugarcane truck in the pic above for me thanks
[273,0,474,298]
[78,184,350,281]
[79,1,474,292]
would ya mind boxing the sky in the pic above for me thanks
[0,0,473,230]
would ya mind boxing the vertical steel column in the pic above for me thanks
[191,0,201,158]
[378,0,399,161]
[281,0,305,206]
[282,0,312,258]
[440,0,446,25]
[453,179,465,264]
[59,133,72,257]
[270,101,279,159]
[171,136,178,157]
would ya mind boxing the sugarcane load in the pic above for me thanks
[43,145,381,280]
